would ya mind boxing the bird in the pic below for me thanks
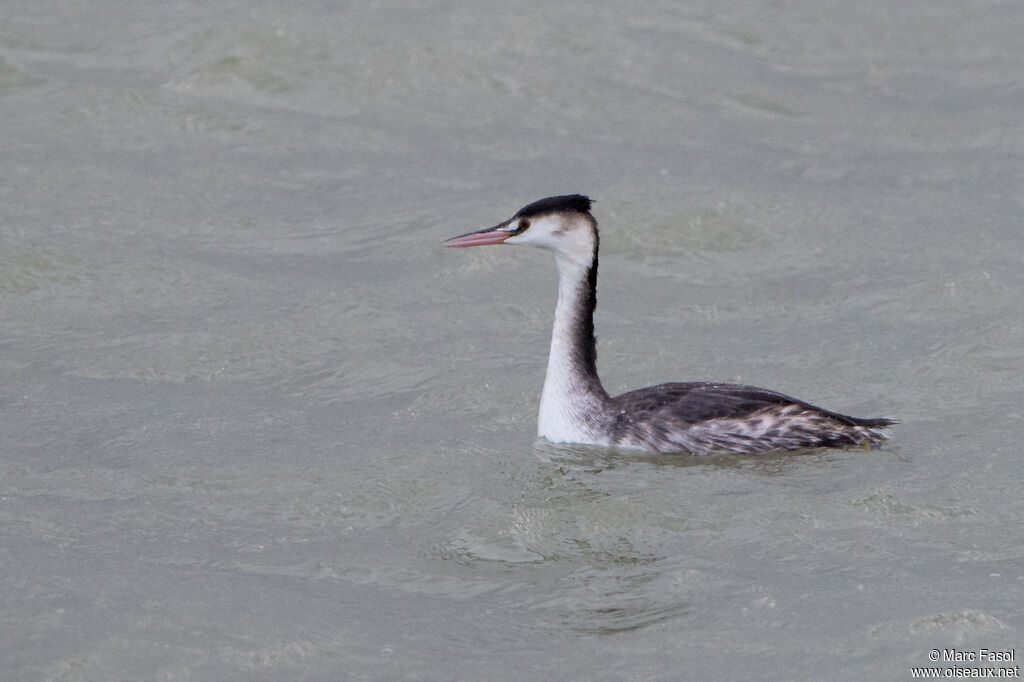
[444,194,895,455]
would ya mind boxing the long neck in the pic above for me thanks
[537,246,610,442]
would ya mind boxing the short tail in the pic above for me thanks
[850,416,897,447]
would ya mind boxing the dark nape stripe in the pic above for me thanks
[568,223,606,398]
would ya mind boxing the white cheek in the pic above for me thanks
[506,229,553,249]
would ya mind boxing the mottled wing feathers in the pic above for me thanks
[612,382,888,425]
[606,382,895,454]
[610,382,794,422]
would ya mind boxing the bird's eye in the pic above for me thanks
[513,219,530,234]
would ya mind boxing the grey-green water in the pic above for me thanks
[2,1,1022,679]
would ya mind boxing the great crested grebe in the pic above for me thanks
[444,194,895,455]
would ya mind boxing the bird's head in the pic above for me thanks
[444,194,597,270]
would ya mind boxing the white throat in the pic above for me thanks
[536,253,609,443]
